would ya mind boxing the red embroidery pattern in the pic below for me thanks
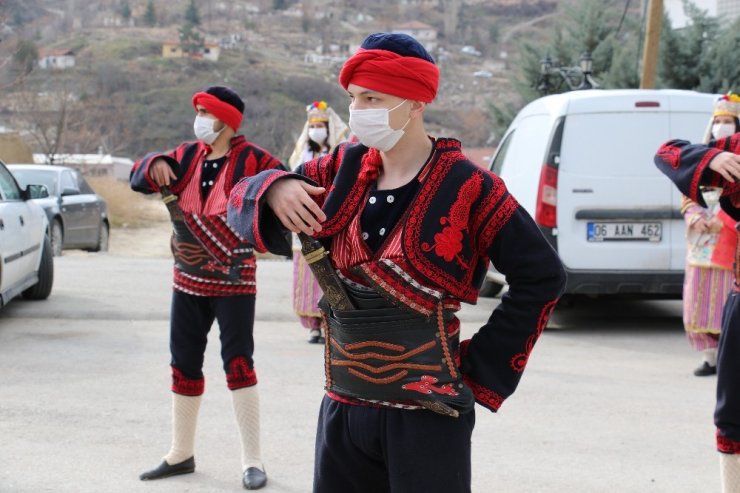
[226,356,258,390]
[171,365,205,396]
[402,375,459,396]
[656,144,682,170]
[510,298,558,372]
[471,174,507,255]
[229,179,247,211]
[404,147,479,302]
[421,173,482,270]
[463,374,504,411]
[717,430,740,454]
[479,195,519,249]
[690,148,722,202]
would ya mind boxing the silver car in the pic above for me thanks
[0,160,53,307]
[9,164,109,256]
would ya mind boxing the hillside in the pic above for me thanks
[0,0,559,161]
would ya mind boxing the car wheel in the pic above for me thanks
[50,219,63,257]
[479,279,505,298]
[22,236,54,300]
[92,222,109,252]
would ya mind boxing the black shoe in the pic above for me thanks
[243,467,267,490]
[308,329,325,344]
[693,361,717,377]
[139,457,195,480]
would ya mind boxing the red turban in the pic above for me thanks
[191,91,243,131]
[338,48,439,103]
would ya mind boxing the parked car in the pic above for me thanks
[473,70,493,78]
[9,164,110,256]
[0,159,54,307]
[483,89,717,301]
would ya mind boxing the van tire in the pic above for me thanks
[22,236,54,300]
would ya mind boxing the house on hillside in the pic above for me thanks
[162,41,221,61]
[38,49,75,70]
[392,21,437,52]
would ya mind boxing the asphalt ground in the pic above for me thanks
[0,253,720,492]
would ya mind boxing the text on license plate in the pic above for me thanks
[587,222,662,242]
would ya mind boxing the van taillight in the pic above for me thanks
[535,164,558,228]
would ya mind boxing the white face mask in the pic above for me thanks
[193,115,224,144]
[712,123,736,140]
[349,99,410,152]
[308,127,328,144]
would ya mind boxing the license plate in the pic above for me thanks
[587,222,662,242]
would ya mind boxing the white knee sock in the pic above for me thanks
[720,453,740,493]
[231,385,263,471]
[164,393,202,465]
[704,348,718,367]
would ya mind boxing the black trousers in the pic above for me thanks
[170,290,256,381]
[716,291,740,448]
[313,395,475,493]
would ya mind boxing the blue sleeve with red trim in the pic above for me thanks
[460,206,566,412]
[130,148,183,194]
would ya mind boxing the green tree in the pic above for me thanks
[657,4,719,90]
[120,0,132,21]
[698,17,740,92]
[273,0,287,10]
[179,23,204,55]
[488,0,642,141]
[184,0,200,26]
[13,39,38,76]
[143,0,156,27]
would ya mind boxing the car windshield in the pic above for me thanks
[11,169,58,195]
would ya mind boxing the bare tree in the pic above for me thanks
[15,81,74,164]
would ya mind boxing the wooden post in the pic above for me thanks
[640,0,663,89]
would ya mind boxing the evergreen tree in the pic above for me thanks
[185,0,200,26]
[143,0,156,27]
[13,39,38,76]
[120,0,131,21]
[698,17,740,92]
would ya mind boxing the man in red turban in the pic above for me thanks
[228,33,566,492]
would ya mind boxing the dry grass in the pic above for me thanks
[87,177,169,229]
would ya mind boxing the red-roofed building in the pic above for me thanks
[38,49,75,70]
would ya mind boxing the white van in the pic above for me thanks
[484,89,716,300]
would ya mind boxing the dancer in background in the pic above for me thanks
[288,101,349,343]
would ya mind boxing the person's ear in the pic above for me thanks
[409,100,426,119]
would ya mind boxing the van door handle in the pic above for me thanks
[19,215,24,226]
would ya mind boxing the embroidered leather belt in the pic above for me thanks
[169,218,248,282]
[321,286,475,415]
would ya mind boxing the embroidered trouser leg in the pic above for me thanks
[716,292,740,454]
[169,291,256,385]
[313,395,475,493]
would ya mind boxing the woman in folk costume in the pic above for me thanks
[288,101,350,343]
[655,92,740,493]
[680,94,740,376]
[227,33,566,492]
[130,86,284,490]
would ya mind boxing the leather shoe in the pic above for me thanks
[242,467,267,490]
[693,361,717,377]
[140,457,195,480]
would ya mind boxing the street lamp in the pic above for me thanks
[536,51,599,95]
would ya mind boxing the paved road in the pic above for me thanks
[0,254,720,492]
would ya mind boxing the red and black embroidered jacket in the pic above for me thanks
[130,135,285,296]
[227,138,566,412]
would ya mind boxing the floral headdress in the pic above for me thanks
[713,92,740,118]
[307,100,330,123]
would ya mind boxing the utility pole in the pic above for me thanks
[640,0,663,89]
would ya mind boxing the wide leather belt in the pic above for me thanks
[321,285,475,414]
[170,219,247,282]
